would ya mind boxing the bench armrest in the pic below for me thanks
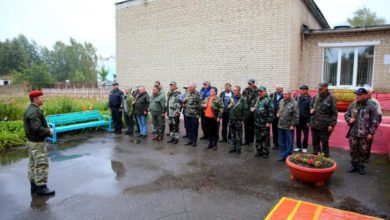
[102,115,112,121]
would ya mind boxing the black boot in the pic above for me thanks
[348,165,359,173]
[36,185,55,196]
[357,165,365,175]
[255,151,263,158]
[172,139,178,144]
[31,182,37,194]
[229,148,236,153]
[167,137,175,143]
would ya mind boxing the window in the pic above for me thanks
[322,45,375,88]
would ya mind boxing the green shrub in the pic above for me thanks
[0,121,26,151]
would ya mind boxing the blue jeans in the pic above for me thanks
[278,128,294,159]
[136,115,147,136]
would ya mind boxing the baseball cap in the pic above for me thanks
[248,79,255,84]
[299,85,309,90]
[318,81,328,87]
[355,88,368,95]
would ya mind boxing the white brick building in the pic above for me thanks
[116,0,390,92]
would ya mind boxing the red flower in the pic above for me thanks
[307,159,314,165]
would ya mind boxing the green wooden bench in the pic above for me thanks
[46,110,112,143]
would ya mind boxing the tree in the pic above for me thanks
[13,64,53,90]
[98,65,109,82]
[347,7,386,27]
[48,38,98,82]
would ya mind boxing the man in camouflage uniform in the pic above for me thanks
[310,82,338,157]
[277,89,299,161]
[345,88,379,175]
[123,87,134,135]
[166,81,182,144]
[228,86,245,154]
[183,82,202,147]
[242,79,259,146]
[251,86,274,159]
[24,91,55,196]
[149,85,166,141]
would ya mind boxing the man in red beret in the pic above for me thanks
[23,90,55,196]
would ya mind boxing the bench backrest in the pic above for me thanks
[46,110,103,126]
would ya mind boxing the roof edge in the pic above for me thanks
[302,0,330,29]
[305,24,390,35]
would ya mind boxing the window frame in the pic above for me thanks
[319,41,380,89]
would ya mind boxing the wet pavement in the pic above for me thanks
[0,126,389,220]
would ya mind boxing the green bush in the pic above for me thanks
[0,121,26,151]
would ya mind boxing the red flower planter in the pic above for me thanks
[286,155,337,186]
[336,101,352,112]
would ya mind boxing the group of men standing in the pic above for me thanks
[22,79,383,196]
[107,79,382,175]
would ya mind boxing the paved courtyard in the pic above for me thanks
[0,127,389,220]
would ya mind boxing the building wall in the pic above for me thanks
[302,30,390,90]
[116,0,322,93]
[290,0,321,90]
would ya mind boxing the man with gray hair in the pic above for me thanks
[270,84,284,149]
[276,88,299,161]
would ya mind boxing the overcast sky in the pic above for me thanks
[0,0,389,59]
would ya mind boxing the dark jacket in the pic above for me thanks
[108,89,124,108]
[296,95,312,123]
[134,92,150,116]
[200,86,211,100]
[310,92,338,130]
[270,92,283,115]
[23,104,50,142]
[229,95,245,122]
[242,86,259,120]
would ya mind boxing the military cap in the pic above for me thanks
[29,90,44,98]
[258,86,267,91]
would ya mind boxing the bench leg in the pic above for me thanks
[53,131,57,143]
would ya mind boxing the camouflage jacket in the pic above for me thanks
[242,86,259,120]
[149,92,166,116]
[310,92,338,130]
[202,96,224,120]
[167,90,182,117]
[122,94,134,116]
[183,90,202,118]
[253,95,274,127]
[345,100,379,138]
[277,98,299,129]
[229,95,245,122]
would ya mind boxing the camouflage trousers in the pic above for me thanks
[169,116,180,140]
[229,121,242,150]
[349,137,370,167]
[27,141,48,186]
[255,126,271,155]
